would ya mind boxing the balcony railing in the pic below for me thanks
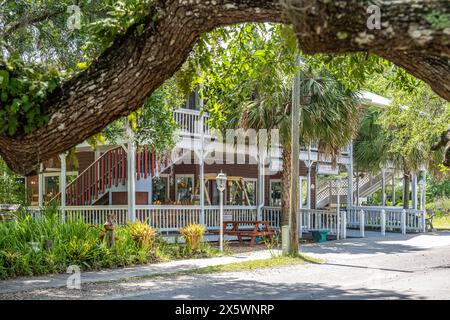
[173,108,210,136]
[173,108,350,156]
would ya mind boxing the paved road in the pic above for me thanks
[2,232,450,299]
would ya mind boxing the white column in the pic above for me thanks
[199,92,206,225]
[306,144,312,209]
[199,151,205,225]
[411,171,418,209]
[381,209,386,236]
[355,170,360,206]
[392,174,396,206]
[381,168,386,206]
[148,176,153,204]
[125,120,136,223]
[336,178,341,239]
[59,153,67,221]
[401,209,406,235]
[38,163,44,208]
[341,211,347,239]
[347,142,354,208]
[257,153,264,221]
[306,165,312,209]
[359,209,365,237]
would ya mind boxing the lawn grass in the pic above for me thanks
[183,254,323,275]
[130,253,323,282]
[433,216,450,229]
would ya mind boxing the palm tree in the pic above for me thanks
[230,64,360,249]
[354,106,439,209]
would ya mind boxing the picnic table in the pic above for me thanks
[211,220,277,246]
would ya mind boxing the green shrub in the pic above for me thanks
[180,224,206,252]
[0,207,220,280]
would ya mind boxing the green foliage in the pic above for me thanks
[355,74,450,178]
[179,224,206,252]
[188,24,359,161]
[354,106,393,173]
[0,206,219,280]
[425,11,450,29]
[83,0,155,58]
[426,197,450,217]
[0,0,157,138]
[0,57,61,135]
[0,157,25,204]
[100,80,179,156]
[426,176,450,200]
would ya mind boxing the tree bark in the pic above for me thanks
[284,0,450,101]
[281,145,291,227]
[403,169,410,209]
[432,128,450,167]
[1,0,449,175]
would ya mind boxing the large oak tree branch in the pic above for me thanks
[1,0,449,175]
[284,0,450,101]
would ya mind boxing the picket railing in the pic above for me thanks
[173,108,210,136]
[262,207,341,236]
[26,204,425,236]
[346,206,425,233]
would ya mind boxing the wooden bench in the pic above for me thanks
[211,220,277,246]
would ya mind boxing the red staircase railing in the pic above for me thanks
[65,146,127,205]
[49,146,184,206]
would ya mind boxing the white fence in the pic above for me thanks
[262,207,341,237]
[346,206,425,234]
[26,204,425,236]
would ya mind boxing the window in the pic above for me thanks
[270,180,282,207]
[43,172,77,202]
[299,177,307,208]
[244,179,257,206]
[175,175,194,203]
[152,176,168,203]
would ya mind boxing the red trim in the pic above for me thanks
[88,168,91,204]
[122,149,126,185]
[115,149,119,187]
[151,153,155,176]
[144,148,148,179]
[94,161,98,199]
[108,151,112,188]
[75,179,79,205]
[137,151,141,180]
[81,174,85,205]
[101,156,105,193]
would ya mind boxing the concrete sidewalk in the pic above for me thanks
[2,231,449,296]
[0,249,273,294]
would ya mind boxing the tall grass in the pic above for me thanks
[0,207,217,280]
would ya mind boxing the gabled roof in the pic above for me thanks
[200,89,393,108]
[358,91,392,108]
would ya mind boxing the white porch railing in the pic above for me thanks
[64,206,128,225]
[26,204,425,236]
[346,206,425,233]
[262,207,341,236]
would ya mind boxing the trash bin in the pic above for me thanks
[311,229,330,243]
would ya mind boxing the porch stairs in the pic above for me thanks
[49,146,187,206]
[316,172,394,208]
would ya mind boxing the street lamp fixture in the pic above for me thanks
[216,171,227,253]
